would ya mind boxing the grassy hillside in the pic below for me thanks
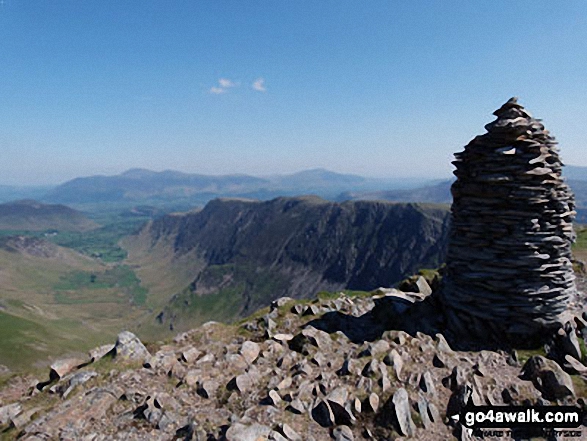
[0,200,98,232]
[0,240,150,371]
[573,224,587,263]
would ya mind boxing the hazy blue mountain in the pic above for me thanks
[42,168,435,207]
[43,169,270,204]
[563,165,587,181]
[0,185,55,204]
[340,166,587,215]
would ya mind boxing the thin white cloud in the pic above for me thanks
[218,78,236,88]
[252,78,266,92]
[209,86,227,94]
[209,78,238,95]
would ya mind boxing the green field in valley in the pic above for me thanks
[0,216,153,372]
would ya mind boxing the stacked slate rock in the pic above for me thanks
[442,97,577,345]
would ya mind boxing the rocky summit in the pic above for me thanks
[1,280,586,440]
[442,97,578,345]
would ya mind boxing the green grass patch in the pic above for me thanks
[516,347,547,365]
[316,289,372,301]
[46,218,146,262]
[573,225,587,251]
[53,265,148,305]
[0,311,42,368]
[579,338,587,362]
[571,375,587,398]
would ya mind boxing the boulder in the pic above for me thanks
[520,355,575,400]
[49,357,87,381]
[391,388,416,437]
[240,341,261,365]
[114,331,150,362]
[225,423,272,441]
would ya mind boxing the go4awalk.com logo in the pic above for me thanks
[453,404,584,438]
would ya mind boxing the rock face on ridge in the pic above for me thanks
[125,196,450,328]
[442,97,577,345]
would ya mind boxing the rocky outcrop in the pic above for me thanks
[442,97,577,345]
[1,288,583,440]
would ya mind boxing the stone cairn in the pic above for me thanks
[442,97,577,346]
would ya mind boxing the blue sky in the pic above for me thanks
[1,1,586,185]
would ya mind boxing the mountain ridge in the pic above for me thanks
[0,200,98,232]
[123,196,450,333]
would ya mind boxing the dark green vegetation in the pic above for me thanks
[125,196,451,334]
[47,219,146,262]
[162,263,291,329]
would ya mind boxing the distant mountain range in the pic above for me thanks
[2,165,586,219]
[38,168,431,208]
[0,200,98,232]
[345,165,587,223]
[123,196,450,332]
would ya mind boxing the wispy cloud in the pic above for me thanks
[209,86,227,95]
[218,78,236,88]
[252,78,266,92]
[209,78,237,94]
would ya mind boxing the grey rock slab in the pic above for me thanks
[240,341,261,365]
[417,396,432,429]
[114,331,150,362]
[389,349,404,381]
[195,353,215,365]
[392,387,416,437]
[271,296,294,310]
[286,398,305,414]
[435,333,454,354]
[364,392,379,413]
[180,347,201,364]
[88,344,114,362]
[419,371,437,396]
[428,401,441,423]
[268,389,282,406]
[197,379,219,399]
[49,357,87,380]
[225,423,272,441]
[369,340,391,357]
[415,275,433,296]
[272,333,294,343]
[565,354,587,374]
[333,425,354,441]
[53,370,98,399]
[280,423,302,441]
[276,376,292,390]
[0,403,22,425]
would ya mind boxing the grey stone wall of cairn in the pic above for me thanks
[442,97,577,345]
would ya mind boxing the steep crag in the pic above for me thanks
[125,196,450,329]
